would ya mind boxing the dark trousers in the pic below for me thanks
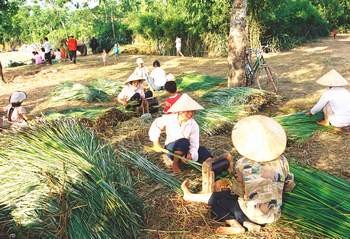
[44,52,52,64]
[68,50,77,63]
[208,191,249,224]
[165,138,212,163]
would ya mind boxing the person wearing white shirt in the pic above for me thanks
[308,69,350,128]
[175,36,184,57]
[133,57,153,89]
[118,73,153,113]
[149,93,212,173]
[150,60,167,90]
[42,37,52,64]
[55,49,61,61]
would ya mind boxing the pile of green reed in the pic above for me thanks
[50,82,110,103]
[282,164,350,238]
[176,74,225,92]
[195,105,248,135]
[45,106,111,120]
[274,112,326,142]
[89,78,124,96]
[121,150,350,239]
[0,120,143,239]
[201,87,277,109]
[119,149,182,195]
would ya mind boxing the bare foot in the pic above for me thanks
[317,119,330,126]
[243,221,261,232]
[215,226,245,235]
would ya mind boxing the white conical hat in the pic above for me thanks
[316,69,348,87]
[136,57,144,64]
[231,115,287,162]
[124,73,146,84]
[168,93,204,113]
[9,91,27,103]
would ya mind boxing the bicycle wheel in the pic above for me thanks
[254,66,278,93]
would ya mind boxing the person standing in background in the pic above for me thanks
[175,36,184,57]
[0,61,5,83]
[89,37,98,54]
[43,37,52,65]
[67,35,78,64]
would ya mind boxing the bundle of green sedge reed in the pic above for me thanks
[45,106,111,120]
[89,78,124,96]
[177,74,225,92]
[50,82,110,103]
[274,112,326,142]
[0,120,143,239]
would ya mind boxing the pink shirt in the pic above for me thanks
[34,54,43,64]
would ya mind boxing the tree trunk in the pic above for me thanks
[227,0,248,88]
[0,61,5,83]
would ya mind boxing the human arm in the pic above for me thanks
[149,116,167,151]
[280,155,295,192]
[187,121,199,161]
[310,91,330,115]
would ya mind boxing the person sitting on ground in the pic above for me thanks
[162,80,181,114]
[40,48,46,63]
[32,51,43,65]
[133,57,153,90]
[55,48,61,62]
[1,91,29,129]
[60,45,67,61]
[117,73,152,114]
[308,69,350,128]
[50,49,56,60]
[149,60,167,91]
[181,115,295,235]
[149,93,212,173]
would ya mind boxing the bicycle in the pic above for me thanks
[244,45,278,93]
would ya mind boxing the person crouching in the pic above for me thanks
[149,93,212,173]
[181,115,295,234]
[308,69,350,129]
[2,91,29,129]
[117,73,152,114]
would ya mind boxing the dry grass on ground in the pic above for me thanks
[1,34,349,238]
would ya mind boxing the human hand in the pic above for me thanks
[152,143,163,153]
[305,111,313,116]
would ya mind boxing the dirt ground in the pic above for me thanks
[1,34,349,238]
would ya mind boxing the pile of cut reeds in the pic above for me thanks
[50,82,110,103]
[202,87,278,111]
[120,151,350,239]
[89,78,124,96]
[176,74,225,92]
[195,105,248,135]
[0,120,143,239]
[274,112,327,142]
[45,106,110,120]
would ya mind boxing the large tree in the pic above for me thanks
[227,0,248,87]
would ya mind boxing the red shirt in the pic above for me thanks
[67,38,78,51]
[163,93,181,113]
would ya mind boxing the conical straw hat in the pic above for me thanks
[168,93,204,113]
[10,91,27,103]
[231,115,287,162]
[124,73,146,84]
[316,69,348,87]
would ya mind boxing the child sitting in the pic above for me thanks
[117,73,152,114]
[163,80,181,114]
[2,91,29,129]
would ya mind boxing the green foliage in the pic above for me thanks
[0,120,143,238]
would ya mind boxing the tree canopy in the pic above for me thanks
[0,0,349,54]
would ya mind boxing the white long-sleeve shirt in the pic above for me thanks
[311,87,350,127]
[150,67,167,89]
[117,84,145,101]
[149,114,200,161]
